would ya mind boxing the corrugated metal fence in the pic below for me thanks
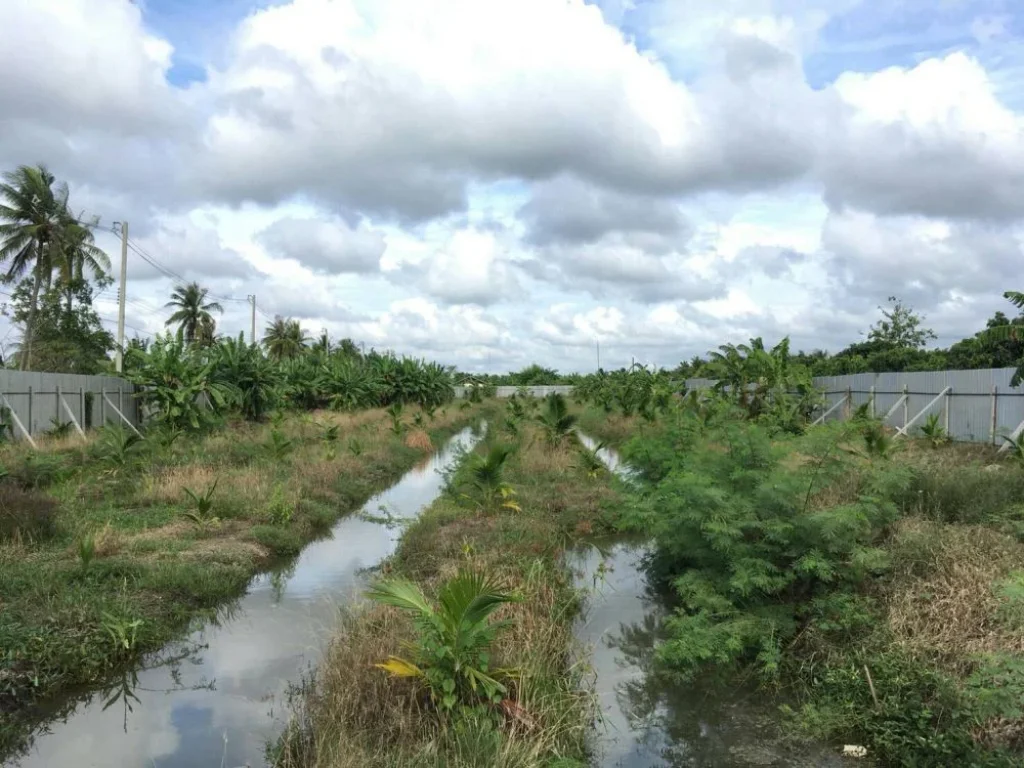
[686,368,1024,444]
[455,385,574,399]
[0,370,141,443]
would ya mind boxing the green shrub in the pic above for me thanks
[626,420,906,680]
[11,453,69,489]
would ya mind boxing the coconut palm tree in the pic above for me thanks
[55,215,110,314]
[0,164,74,369]
[165,282,223,344]
[263,316,308,360]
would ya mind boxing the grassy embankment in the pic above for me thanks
[0,403,481,757]
[274,396,624,768]
[579,403,1024,767]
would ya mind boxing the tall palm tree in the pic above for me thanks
[165,282,223,344]
[56,215,110,314]
[0,164,73,369]
[263,316,308,360]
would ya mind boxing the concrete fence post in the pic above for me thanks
[902,385,909,432]
[868,385,875,418]
[943,388,951,434]
[991,385,999,445]
[101,386,106,425]
[55,384,61,429]
[80,386,86,431]
[27,386,33,435]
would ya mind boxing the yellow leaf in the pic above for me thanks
[375,656,424,678]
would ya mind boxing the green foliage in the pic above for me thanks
[266,485,295,526]
[164,282,223,345]
[125,334,237,431]
[77,533,96,573]
[862,421,897,459]
[347,437,364,456]
[93,425,143,469]
[919,413,950,447]
[626,419,904,680]
[387,402,405,435]
[268,429,294,460]
[211,334,281,421]
[366,570,518,711]
[461,443,520,512]
[536,393,577,447]
[100,612,143,655]
[1002,433,1024,462]
[574,440,606,478]
[47,418,74,438]
[181,480,218,525]
[319,423,340,443]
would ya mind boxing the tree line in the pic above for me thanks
[0,163,364,374]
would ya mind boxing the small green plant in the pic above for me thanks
[575,441,606,478]
[267,484,295,526]
[319,423,340,443]
[348,437,364,456]
[537,393,578,448]
[423,404,437,422]
[78,533,96,573]
[388,403,405,435]
[1002,433,1024,462]
[47,418,74,438]
[101,612,143,655]
[95,426,143,471]
[324,446,337,461]
[501,415,519,437]
[268,428,294,459]
[462,444,520,512]
[181,479,219,525]
[367,570,518,711]
[863,421,897,459]
[919,413,950,447]
[413,411,426,428]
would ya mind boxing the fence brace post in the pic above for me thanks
[1,394,36,449]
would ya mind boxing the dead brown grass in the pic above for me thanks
[141,463,219,504]
[404,430,433,452]
[886,518,1024,671]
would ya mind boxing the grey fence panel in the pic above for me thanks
[455,385,574,399]
[684,367,1024,444]
[0,369,140,441]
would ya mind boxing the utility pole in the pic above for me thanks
[596,339,601,371]
[114,221,128,373]
[247,294,256,345]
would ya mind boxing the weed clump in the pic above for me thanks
[0,485,59,543]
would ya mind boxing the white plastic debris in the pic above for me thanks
[842,745,868,758]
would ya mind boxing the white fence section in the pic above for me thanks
[0,370,141,443]
[455,385,574,399]
[686,367,1024,445]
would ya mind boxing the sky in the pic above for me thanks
[1,0,1023,373]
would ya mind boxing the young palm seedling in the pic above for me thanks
[1003,433,1024,462]
[367,570,518,711]
[78,532,96,574]
[319,423,340,444]
[181,479,219,525]
[387,403,405,435]
[268,429,294,460]
[919,413,950,448]
[463,443,521,512]
[96,426,143,475]
[575,440,607,478]
[537,393,578,448]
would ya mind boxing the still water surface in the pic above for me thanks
[10,426,481,768]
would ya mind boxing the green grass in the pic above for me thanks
[0,404,483,761]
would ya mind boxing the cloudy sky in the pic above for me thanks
[1,0,1022,372]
